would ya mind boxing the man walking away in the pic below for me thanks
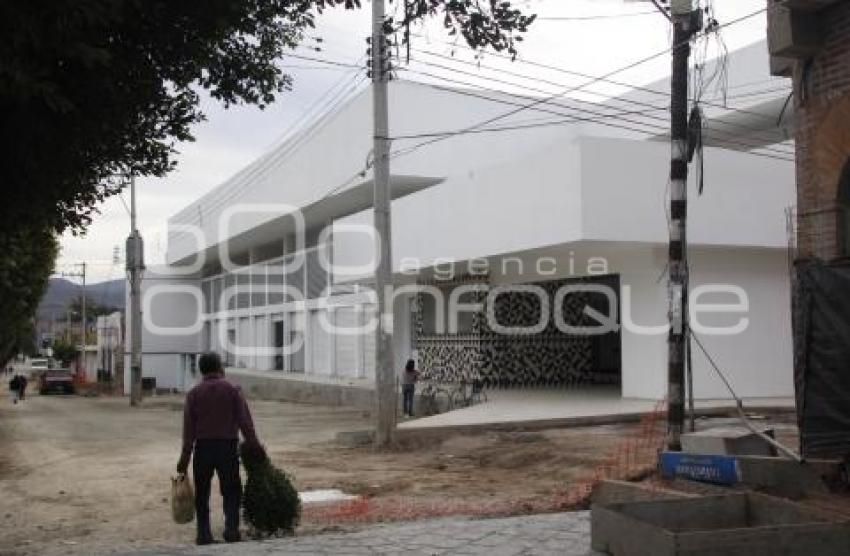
[176,352,263,545]
[18,374,27,400]
[9,375,20,404]
[402,359,420,418]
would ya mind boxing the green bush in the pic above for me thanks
[240,442,301,536]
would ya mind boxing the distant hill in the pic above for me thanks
[37,278,125,320]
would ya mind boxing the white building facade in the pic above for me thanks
[132,42,796,401]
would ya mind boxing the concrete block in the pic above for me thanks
[735,456,838,499]
[768,3,824,59]
[591,480,692,507]
[226,371,376,409]
[592,492,850,556]
[681,427,776,457]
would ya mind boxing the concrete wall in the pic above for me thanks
[124,266,202,393]
[579,137,795,248]
[455,242,793,400]
[615,245,793,400]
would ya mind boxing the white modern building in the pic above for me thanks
[130,41,796,403]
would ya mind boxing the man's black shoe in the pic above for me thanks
[223,530,242,543]
[196,536,217,546]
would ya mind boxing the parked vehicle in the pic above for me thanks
[38,369,75,395]
[28,358,49,371]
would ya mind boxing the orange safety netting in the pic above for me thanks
[304,401,667,525]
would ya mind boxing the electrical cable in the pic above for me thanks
[408,48,793,149]
[284,53,364,69]
[189,62,369,221]
[393,71,794,161]
[403,54,794,156]
[408,17,781,125]
[538,10,660,21]
[690,330,803,462]
[175,48,369,221]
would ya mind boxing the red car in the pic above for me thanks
[38,369,76,394]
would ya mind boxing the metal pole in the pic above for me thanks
[686,330,696,432]
[80,262,87,378]
[667,0,701,450]
[371,0,396,448]
[128,175,144,406]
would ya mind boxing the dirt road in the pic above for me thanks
[0,393,652,555]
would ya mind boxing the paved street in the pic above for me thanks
[119,512,599,556]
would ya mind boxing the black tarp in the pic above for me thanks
[793,260,850,459]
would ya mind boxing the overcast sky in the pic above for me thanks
[58,0,769,283]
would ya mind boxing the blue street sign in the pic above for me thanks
[660,452,741,485]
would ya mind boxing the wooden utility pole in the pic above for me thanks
[81,262,87,349]
[57,263,87,373]
[371,0,397,448]
[127,175,145,406]
[667,0,701,450]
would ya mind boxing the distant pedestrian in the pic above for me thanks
[9,375,20,404]
[18,375,27,400]
[176,352,263,545]
[401,359,420,418]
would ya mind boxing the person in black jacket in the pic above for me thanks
[18,375,27,400]
[9,375,20,404]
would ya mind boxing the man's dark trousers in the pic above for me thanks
[193,439,241,540]
[402,384,415,416]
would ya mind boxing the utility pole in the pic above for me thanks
[81,262,87,350]
[57,263,87,374]
[370,0,397,448]
[667,0,702,450]
[126,175,145,407]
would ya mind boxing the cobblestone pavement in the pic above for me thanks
[118,512,600,556]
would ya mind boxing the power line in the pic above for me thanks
[387,6,768,159]
[173,49,368,221]
[404,53,794,156]
[395,69,794,161]
[391,78,793,163]
[409,12,780,126]
[189,62,369,221]
[538,10,659,21]
[410,47,793,147]
[284,52,364,69]
[647,0,673,23]
[279,64,359,71]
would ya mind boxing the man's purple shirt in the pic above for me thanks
[180,373,258,462]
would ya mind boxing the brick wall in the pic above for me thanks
[794,2,850,260]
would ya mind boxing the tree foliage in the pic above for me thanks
[0,1,533,355]
[0,0,535,237]
[0,226,59,368]
[68,298,122,321]
[51,339,80,368]
[240,442,301,536]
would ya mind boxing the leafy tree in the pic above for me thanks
[0,0,535,237]
[0,1,533,359]
[52,339,80,368]
[68,298,122,321]
[0,225,58,368]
